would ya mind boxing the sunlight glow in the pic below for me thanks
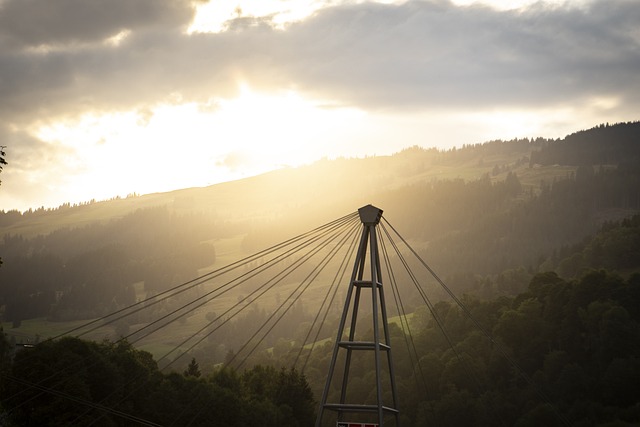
[450,0,593,10]
[188,0,592,34]
[22,94,602,211]
[212,85,360,167]
[33,87,365,204]
[188,0,325,33]
[104,30,131,47]
[458,107,577,142]
[188,0,409,33]
[587,96,620,112]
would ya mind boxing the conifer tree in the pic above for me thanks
[184,357,201,378]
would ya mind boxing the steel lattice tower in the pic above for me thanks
[316,204,400,427]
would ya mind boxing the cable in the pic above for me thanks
[378,229,429,398]
[8,212,359,426]
[155,215,360,370]
[381,221,507,427]
[85,214,360,427]
[124,216,351,347]
[180,218,360,427]
[172,216,359,426]
[55,211,359,341]
[293,224,359,372]
[3,227,324,418]
[382,217,572,427]
[229,218,360,371]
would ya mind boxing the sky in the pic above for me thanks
[0,0,638,212]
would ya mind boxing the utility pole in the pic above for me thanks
[316,205,399,427]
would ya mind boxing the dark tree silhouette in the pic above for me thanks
[0,145,5,267]
[0,145,6,181]
[184,357,201,378]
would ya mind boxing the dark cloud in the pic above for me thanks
[280,0,640,111]
[0,125,76,173]
[0,0,195,48]
[0,0,638,125]
[0,124,78,207]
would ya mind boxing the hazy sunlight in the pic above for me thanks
[32,86,365,205]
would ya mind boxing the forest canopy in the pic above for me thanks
[1,269,639,426]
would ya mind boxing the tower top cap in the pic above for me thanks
[358,204,383,225]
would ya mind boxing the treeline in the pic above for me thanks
[530,121,640,166]
[0,207,218,322]
[0,194,147,228]
[0,337,315,426]
[393,136,542,168]
[442,136,549,165]
[0,135,547,230]
[0,200,101,227]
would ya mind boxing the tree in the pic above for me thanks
[273,367,316,426]
[184,357,201,378]
[0,145,6,183]
[0,146,5,267]
[239,365,316,426]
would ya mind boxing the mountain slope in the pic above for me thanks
[1,122,639,325]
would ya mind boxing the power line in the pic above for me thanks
[58,211,360,341]
[4,212,359,426]
[155,215,360,370]
[293,225,359,372]
[83,213,360,426]
[229,218,360,370]
[378,228,430,399]
[180,219,361,427]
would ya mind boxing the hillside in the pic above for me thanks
[1,121,639,331]
[2,121,640,426]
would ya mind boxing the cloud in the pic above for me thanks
[0,0,638,125]
[216,151,254,171]
[0,125,79,208]
[0,126,76,172]
[280,0,640,112]
[0,0,195,48]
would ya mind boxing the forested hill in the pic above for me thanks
[530,121,640,166]
[1,121,639,324]
[1,122,640,426]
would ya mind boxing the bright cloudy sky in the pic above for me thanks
[0,0,638,211]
